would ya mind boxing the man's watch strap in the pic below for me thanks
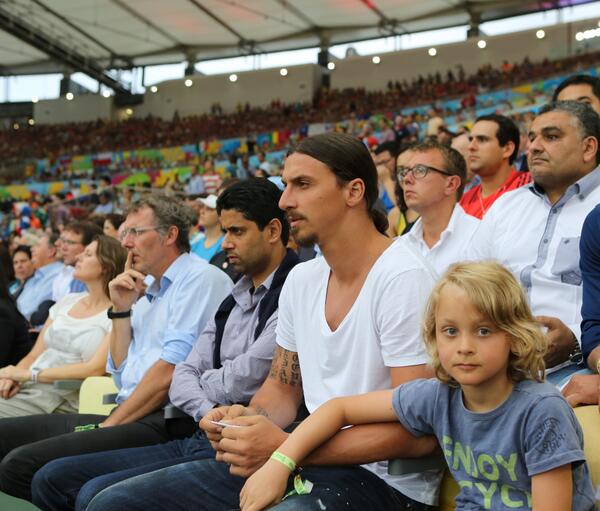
[107,306,132,319]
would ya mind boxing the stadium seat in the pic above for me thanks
[77,376,119,416]
[0,492,40,511]
[574,405,600,496]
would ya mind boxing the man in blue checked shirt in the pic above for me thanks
[0,194,232,501]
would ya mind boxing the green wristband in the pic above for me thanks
[74,423,100,432]
[270,450,296,472]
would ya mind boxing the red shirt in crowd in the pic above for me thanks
[460,169,532,219]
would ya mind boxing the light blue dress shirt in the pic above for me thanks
[16,261,63,321]
[107,252,232,404]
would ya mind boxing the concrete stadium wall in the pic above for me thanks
[329,20,600,91]
[34,94,112,124]
[32,18,600,124]
[133,63,321,120]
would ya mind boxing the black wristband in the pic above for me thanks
[107,306,132,319]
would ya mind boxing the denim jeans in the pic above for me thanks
[85,458,435,511]
[32,429,215,511]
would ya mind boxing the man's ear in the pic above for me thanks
[345,178,366,207]
[163,225,179,246]
[264,218,283,244]
[501,140,516,162]
[582,136,599,165]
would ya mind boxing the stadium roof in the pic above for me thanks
[0,0,593,93]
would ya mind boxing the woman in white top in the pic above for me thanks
[0,235,127,417]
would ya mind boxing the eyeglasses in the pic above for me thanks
[396,164,454,183]
[58,237,82,246]
[119,225,163,241]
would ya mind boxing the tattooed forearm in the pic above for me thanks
[254,405,269,417]
[268,346,303,387]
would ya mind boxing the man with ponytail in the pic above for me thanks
[89,133,440,511]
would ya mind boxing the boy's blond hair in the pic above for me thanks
[422,261,548,385]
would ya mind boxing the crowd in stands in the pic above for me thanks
[0,64,599,511]
[0,50,599,174]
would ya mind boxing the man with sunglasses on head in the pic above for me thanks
[396,141,479,276]
[0,194,232,502]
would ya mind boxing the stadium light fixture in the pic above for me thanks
[536,29,545,39]
[31,96,39,103]
[372,56,381,64]
[576,28,600,41]
[229,74,238,82]
[65,92,74,100]
[280,68,288,77]
[327,62,336,70]
[150,85,158,93]
[184,79,193,87]
[428,48,437,57]
[28,119,35,126]
[477,40,487,49]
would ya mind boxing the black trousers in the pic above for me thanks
[0,409,196,501]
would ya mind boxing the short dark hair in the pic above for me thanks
[538,101,600,164]
[553,74,600,103]
[64,221,103,246]
[216,179,289,245]
[410,140,468,199]
[474,114,520,164]
[128,194,196,253]
[373,141,399,159]
[105,213,125,231]
[12,245,31,260]
[289,133,388,234]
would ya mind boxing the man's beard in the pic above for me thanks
[290,227,319,248]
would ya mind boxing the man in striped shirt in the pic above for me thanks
[460,114,531,219]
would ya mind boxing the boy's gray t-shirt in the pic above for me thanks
[393,379,595,510]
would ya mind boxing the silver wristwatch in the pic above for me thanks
[30,367,40,383]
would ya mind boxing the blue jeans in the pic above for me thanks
[85,458,434,511]
[32,430,215,511]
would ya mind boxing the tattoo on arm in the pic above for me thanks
[268,346,302,387]
[254,405,269,417]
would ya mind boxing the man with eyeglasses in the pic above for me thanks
[396,141,479,276]
[0,194,233,501]
[16,233,62,324]
[52,222,103,303]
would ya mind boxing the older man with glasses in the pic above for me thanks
[52,222,103,303]
[0,194,232,502]
[396,140,479,276]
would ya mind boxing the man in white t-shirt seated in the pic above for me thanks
[396,140,479,276]
[78,132,440,510]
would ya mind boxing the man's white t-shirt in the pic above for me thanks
[276,239,441,505]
